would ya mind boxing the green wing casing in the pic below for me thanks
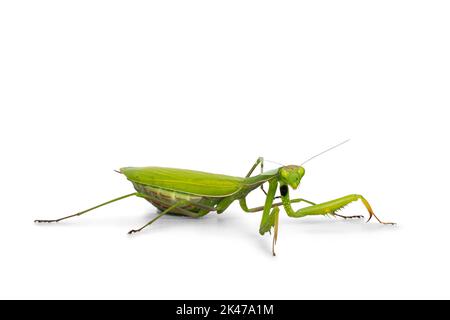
[120,167,244,197]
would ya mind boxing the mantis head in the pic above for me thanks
[279,165,305,190]
[276,139,349,190]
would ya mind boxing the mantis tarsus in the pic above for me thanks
[35,141,395,256]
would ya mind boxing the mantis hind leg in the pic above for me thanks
[284,194,395,225]
[128,200,189,234]
[34,193,138,223]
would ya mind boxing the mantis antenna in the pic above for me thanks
[265,159,285,167]
[301,139,350,166]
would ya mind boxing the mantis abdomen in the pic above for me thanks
[132,182,221,216]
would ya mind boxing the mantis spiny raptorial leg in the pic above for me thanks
[246,157,270,196]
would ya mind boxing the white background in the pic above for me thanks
[1,1,449,299]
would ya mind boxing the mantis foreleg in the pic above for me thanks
[281,190,395,225]
[257,179,281,256]
[245,157,264,177]
[258,179,278,234]
[332,212,364,220]
[239,197,316,213]
[246,157,269,196]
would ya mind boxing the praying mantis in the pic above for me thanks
[35,140,395,255]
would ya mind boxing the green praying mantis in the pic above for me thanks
[35,140,395,255]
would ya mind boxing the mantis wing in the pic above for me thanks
[120,167,244,197]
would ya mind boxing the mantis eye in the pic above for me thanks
[297,167,305,177]
[281,170,289,178]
